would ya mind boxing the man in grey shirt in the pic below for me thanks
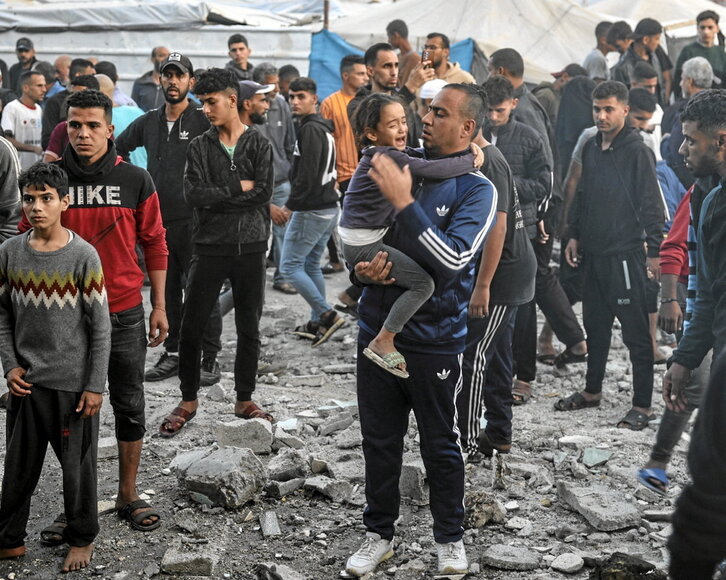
[583,21,613,83]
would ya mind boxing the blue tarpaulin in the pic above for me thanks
[309,29,476,101]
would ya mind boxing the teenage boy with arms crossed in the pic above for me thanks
[0,162,110,572]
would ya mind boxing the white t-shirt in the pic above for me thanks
[1,99,42,170]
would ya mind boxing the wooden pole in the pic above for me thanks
[324,0,330,30]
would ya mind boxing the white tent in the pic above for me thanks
[595,0,726,27]
[331,0,612,82]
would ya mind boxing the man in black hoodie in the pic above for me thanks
[116,53,223,386]
[159,68,274,436]
[559,80,665,429]
[280,77,346,347]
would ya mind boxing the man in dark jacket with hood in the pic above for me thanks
[280,77,346,347]
[559,80,665,429]
[131,47,169,112]
[159,68,274,437]
[116,52,223,386]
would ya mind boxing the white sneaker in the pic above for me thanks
[436,539,468,574]
[345,532,394,577]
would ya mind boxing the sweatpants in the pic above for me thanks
[0,387,99,549]
[513,236,585,382]
[179,252,266,402]
[457,304,518,453]
[357,341,465,544]
[582,249,654,407]
[342,241,434,334]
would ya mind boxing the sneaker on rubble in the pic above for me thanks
[200,352,221,386]
[145,352,179,381]
[436,539,468,574]
[345,532,394,577]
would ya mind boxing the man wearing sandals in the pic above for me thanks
[559,81,665,429]
[159,68,274,437]
[344,84,497,577]
[19,90,169,536]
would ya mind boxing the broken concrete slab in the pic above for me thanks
[259,511,282,537]
[160,545,218,576]
[551,553,584,574]
[335,424,362,449]
[265,478,305,499]
[171,446,266,509]
[318,413,354,437]
[205,383,228,403]
[304,475,352,503]
[267,448,307,482]
[255,562,305,580]
[327,455,365,484]
[286,374,325,387]
[582,447,612,468]
[558,435,596,450]
[643,509,672,522]
[97,436,118,460]
[399,459,428,504]
[215,417,273,454]
[275,418,298,432]
[557,481,641,531]
[274,430,305,450]
[481,544,540,571]
[321,363,356,374]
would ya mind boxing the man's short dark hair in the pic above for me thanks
[481,75,514,106]
[19,70,43,87]
[66,89,113,123]
[340,54,364,76]
[71,74,100,91]
[19,162,69,198]
[697,10,720,24]
[444,83,487,133]
[364,43,395,68]
[228,34,249,48]
[592,80,629,104]
[33,61,55,85]
[595,21,612,40]
[489,48,524,78]
[681,89,726,136]
[386,19,408,39]
[631,61,657,83]
[194,67,240,99]
[252,62,278,84]
[69,58,94,78]
[289,77,317,95]
[278,64,300,83]
[629,88,656,113]
[151,47,168,59]
[607,21,632,45]
[427,32,450,50]
[95,61,118,84]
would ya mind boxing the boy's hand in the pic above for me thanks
[77,391,103,418]
[7,367,32,396]
[148,308,169,347]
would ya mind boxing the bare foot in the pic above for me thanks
[62,544,93,573]
[0,546,25,559]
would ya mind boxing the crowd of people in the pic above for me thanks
[0,10,723,578]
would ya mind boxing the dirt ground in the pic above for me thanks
[0,265,684,579]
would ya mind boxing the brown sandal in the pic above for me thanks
[159,407,196,438]
[512,380,532,405]
[235,401,273,423]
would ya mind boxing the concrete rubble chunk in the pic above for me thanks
[286,374,325,387]
[559,435,596,450]
[551,553,584,574]
[98,436,118,460]
[205,383,228,402]
[582,447,612,468]
[255,562,306,580]
[265,478,305,498]
[318,412,355,437]
[259,510,282,537]
[335,424,363,449]
[399,459,428,504]
[215,417,273,454]
[304,475,352,503]
[160,545,219,576]
[171,446,266,509]
[274,430,305,450]
[557,481,641,531]
[327,455,365,484]
[643,510,673,522]
[267,448,307,482]
[310,458,328,474]
[321,363,356,374]
[275,418,298,432]
[481,544,541,571]
[464,491,507,528]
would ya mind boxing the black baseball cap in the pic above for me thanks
[16,37,33,51]
[552,63,588,79]
[160,52,193,75]
[630,18,662,39]
[238,80,274,101]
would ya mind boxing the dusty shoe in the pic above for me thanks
[145,352,179,381]
[436,539,468,574]
[312,310,347,347]
[345,532,394,577]
[199,353,221,386]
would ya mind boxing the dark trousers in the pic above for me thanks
[0,387,99,549]
[669,554,720,580]
[582,250,654,407]
[560,240,582,305]
[164,222,223,354]
[357,342,465,544]
[109,304,147,442]
[514,236,585,382]
[179,252,265,402]
[458,304,517,452]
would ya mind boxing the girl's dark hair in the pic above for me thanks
[350,93,403,149]
[19,162,69,198]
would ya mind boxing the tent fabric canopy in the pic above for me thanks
[593,0,726,27]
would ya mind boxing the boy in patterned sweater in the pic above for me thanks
[0,163,111,573]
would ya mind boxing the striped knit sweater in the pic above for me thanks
[0,230,111,393]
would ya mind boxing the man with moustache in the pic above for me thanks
[116,53,224,385]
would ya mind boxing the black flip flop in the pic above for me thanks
[554,392,601,411]
[118,499,162,532]
[554,348,588,369]
[40,513,67,546]
[617,409,656,431]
